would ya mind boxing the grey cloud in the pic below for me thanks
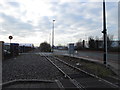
[37,16,52,33]
[0,1,118,45]
[1,13,33,30]
[0,13,35,37]
[49,2,106,38]
[118,1,120,40]
[7,2,20,7]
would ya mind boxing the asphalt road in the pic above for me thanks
[54,49,119,74]
[54,50,119,61]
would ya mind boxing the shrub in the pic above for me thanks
[39,42,51,52]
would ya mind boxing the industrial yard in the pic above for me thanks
[2,49,120,89]
[0,1,119,89]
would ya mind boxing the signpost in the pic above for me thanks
[9,36,13,55]
[68,43,74,56]
[9,36,13,44]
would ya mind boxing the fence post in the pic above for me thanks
[0,41,4,88]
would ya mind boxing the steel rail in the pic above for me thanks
[41,53,85,90]
[1,79,56,87]
[53,56,119,88]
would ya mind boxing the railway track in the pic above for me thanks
[41,53,119,89]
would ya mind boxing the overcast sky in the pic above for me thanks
[0,0,119,46]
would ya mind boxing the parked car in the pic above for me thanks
[4,50,10,55]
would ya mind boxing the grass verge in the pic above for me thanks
[55,55,117,78]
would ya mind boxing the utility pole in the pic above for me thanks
[52,20,55,52]
[49,33,51,45]
[102,0,107,66]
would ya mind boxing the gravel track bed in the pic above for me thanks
[55,56,109,75]
[48,56,80,75]
[2,53,63,83]
[55,55,120,86]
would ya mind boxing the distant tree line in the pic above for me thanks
[75,35,120,52]
[39,35,119,52]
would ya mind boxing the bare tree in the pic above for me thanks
[88,36,95,49]
[95,36,99,49]
[76,39,83,50]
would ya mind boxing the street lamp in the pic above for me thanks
[49,33,51,45]
[102,0,107,66]
[52,20,55,52]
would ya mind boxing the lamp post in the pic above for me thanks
[49,33,51,45]
[52,20,55,52]
[102,0,107,66]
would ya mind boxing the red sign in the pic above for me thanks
[9,36,13,40]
